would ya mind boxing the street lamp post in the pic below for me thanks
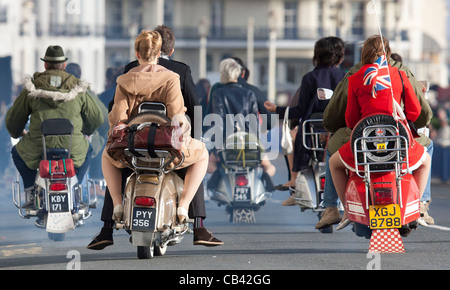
[198,16,209,80]
[267,10,277,103]
[129,22,138,62]
[247,17,255,85]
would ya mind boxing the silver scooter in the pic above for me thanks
[115,102,188,259]
[207,132,274,223]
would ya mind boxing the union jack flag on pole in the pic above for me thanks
[363,54,391,98]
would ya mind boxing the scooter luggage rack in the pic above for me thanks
[302,119,327,152]
[220,141,261,172]
[124,148,184,173]
[353,124,409,210]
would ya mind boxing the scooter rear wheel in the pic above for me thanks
[137,245,154,259]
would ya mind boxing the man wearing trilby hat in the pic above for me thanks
[5,45,103,214]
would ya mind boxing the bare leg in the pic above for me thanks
[101,153,123,207]
[261,156,276,176]
[412,153,431,199]
[283,127,297,187]
[207,152,219,173]
[178,148,209,218]
[329,152,349,221]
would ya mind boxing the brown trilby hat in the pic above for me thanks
[40,45,68,63]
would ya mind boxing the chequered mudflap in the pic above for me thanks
[368,228,405,253]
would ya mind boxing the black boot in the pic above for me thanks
[87,227,114,250]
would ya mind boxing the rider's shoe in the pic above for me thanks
[193,227,224,247]
[281,195,297,206]
[112,204,124,222]
[34,218,46,228]
[87,227,114,250]
[315,207,341,229]
[274,184,290,191]
[177,207,189,224]
[336,218,351,231]
[22,187,36,209]
[420,201,435,225]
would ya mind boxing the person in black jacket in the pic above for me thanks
[264,36,346,205]
[207,58,276,176]
[87,25,222,250]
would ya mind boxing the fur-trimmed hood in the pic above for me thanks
[23,70,89,106]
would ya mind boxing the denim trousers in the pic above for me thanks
[11,144,93,189]
[322,140,434,208]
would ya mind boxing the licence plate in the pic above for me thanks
[234,187,251,201]
[49,193,69,213]
[132,207,156,231]
[369,204,401,229]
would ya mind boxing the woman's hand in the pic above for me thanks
[264,101,277,113]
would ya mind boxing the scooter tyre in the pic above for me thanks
[137,245,154,259]
[48,232,65,242]
[353,222,372,239]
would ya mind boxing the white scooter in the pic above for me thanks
[12,119,96,241]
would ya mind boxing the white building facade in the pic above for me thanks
[0,0,447,101]
[105,0,448,103]
[0,0,105,93]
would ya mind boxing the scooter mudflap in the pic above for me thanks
[368,228,405,253]
[46,212,75,233]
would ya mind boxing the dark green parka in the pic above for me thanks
[6,70,104,169]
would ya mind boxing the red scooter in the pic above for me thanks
[345,114,420,253]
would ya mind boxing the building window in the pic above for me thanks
[0,4,7,23]
[164,0,174,28]
[211,0,224,38]
[129,0,143,28]
[284,1,298,39]
[350,2,364,37]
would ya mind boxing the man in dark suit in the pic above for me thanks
[87,25,222,250]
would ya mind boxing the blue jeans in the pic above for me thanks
[11,144,93,188]
[323,150,339,208]
[322,141,434,208]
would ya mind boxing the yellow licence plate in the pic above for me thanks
[369,204,401,229]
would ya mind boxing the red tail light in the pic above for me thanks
[373,188,394,205]
[49,183,67,191]
[135,196,155,207]
[319,176,325,191]
[235,175,248,186]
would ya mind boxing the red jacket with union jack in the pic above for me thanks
[345,64,422,129]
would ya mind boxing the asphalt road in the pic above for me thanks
[0,155,449,274]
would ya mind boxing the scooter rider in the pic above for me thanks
[5,45,104,210]
[328,35,431,230]
[316,45,433,230]
[88,25,222,249]
[207,58,276,178]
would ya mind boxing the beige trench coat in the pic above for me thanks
[102,64,205,168]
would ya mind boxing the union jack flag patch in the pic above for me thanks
[363,54,391,98]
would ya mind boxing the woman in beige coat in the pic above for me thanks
[102,30,208,223]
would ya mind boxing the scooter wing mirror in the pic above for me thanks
[317,88,333,100]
